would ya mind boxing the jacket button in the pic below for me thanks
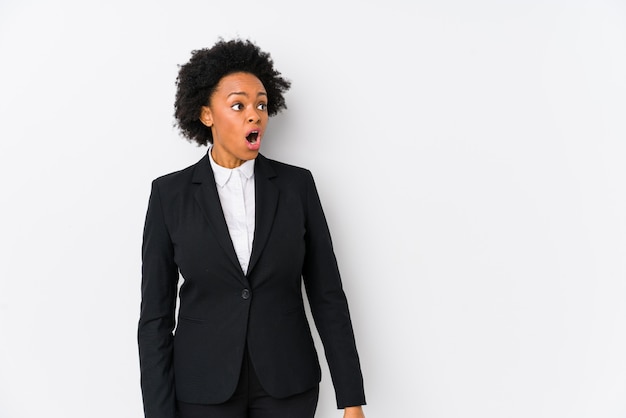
[241,289,250,300]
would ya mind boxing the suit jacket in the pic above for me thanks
[138,153,365,418]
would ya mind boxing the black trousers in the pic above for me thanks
[176,348,319,418]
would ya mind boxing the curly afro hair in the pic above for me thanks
[174,38,291,146]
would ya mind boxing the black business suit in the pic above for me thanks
[138,153,365,418]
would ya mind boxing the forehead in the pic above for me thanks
[214,72,266,94]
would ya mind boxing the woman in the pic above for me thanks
[138,38,366,418]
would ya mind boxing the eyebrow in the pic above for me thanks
[227,91,267,98]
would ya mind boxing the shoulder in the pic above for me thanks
[258,154,314,182]
[151,156,207,189]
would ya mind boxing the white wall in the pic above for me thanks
[1,1,625,417]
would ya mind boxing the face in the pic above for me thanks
[200,72,268,168]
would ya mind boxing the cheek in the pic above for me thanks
[215,113,237,130]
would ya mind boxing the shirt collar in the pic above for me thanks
[207,145,255,188]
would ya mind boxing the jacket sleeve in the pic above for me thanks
[138,180,179,418]
[301,171,366,408]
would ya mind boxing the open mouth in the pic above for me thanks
[246,131,259,144]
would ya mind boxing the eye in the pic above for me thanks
[257,103,267,111]
[231,103,244,111]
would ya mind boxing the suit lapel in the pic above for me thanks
[191,155,243,276]
[247,154,279,276]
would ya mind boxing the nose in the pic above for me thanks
[247,107,261,123]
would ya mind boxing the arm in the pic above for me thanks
[301,171,366,410]
[138,181,179,418]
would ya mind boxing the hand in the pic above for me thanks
[343,405,365,418]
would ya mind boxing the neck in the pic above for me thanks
[211,147,244,169]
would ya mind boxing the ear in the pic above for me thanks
[200,106,213,127]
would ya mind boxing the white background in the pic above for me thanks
[1,1,625,417]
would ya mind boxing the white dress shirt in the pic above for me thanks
[208,146,256,274]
